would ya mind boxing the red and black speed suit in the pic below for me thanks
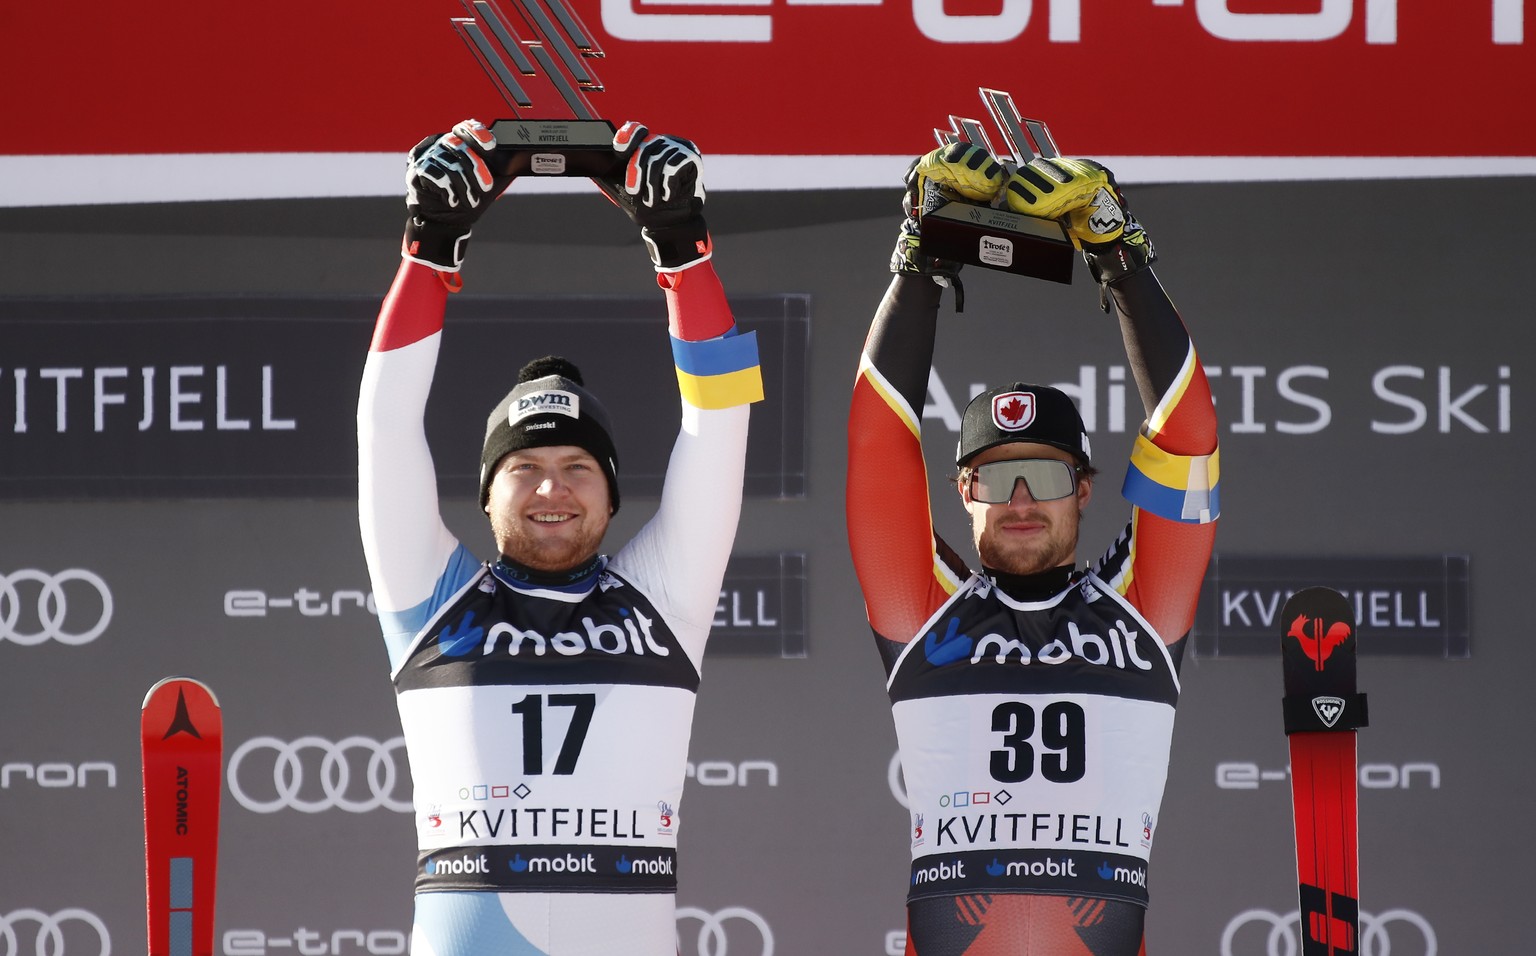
[847,268,1219,956]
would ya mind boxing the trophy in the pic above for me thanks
[451,0,623,193]
[916,89,1077,284]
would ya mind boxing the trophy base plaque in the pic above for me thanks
[487,119,622,180]
[920,199,1075,285]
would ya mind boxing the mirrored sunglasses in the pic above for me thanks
[968,458,1080,504]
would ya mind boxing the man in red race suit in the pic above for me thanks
[847,144,1221,956]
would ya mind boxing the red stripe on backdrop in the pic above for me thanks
[2,0,1531,158]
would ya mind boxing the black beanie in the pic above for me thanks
[957,382,1093,468]
[478,356,620,512]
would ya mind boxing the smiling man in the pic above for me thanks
[847,144,1220,955]
[478,361,622,574]
[358,119,762,956]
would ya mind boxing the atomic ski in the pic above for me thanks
[1280,587,1368,956]
[142,677,223,956]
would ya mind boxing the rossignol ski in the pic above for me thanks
[1280,587,1368,955]
[142,677,223,956]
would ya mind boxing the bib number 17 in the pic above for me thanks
[511,693,596,775]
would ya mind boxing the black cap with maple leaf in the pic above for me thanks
[957,383,1093,467]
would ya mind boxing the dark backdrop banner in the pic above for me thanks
[1,176,1530,956]
[1193,554,1471,659]
[0,295,807,499]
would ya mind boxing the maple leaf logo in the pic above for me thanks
[991,391,1036,431]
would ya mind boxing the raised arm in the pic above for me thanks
[358,120,513,668]
[358,261,459,618]
[848,145,1005,670]
[1103,266,1219,645]
[1006,157,1220,643]
[603,126,764,663]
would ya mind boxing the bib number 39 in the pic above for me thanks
[989,700,1086,783]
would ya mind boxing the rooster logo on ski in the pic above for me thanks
[1287,613,1351,670]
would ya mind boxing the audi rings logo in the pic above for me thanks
[0,908,111,956]
[676,906,774,956]
[228,736,411,814]
[0,570,112,646]
[1222,907,1437,956]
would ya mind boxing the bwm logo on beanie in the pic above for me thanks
[478,356,621,512]
[991,391,1036,431]
[510,389,580,425]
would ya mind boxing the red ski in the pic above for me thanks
[142,677,223,956]
[1280,587,1368,956]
